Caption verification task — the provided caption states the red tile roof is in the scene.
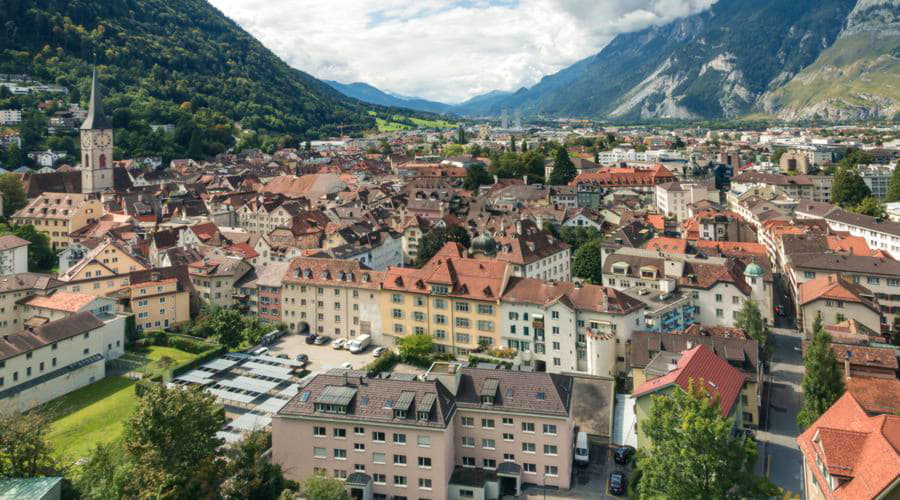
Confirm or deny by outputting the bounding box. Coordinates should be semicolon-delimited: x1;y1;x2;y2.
633;344;746;416
845;377;900;415
798;392;900;499
22;290;98;312
798;274;878;312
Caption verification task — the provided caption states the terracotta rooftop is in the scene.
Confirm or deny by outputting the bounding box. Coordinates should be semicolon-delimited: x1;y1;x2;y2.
21;290;98;312
798;274;878;312
845;377;900;415
501;277;645;315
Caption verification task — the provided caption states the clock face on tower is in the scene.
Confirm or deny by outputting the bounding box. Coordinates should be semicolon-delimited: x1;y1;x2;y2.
81;134;93;149
93;131;112;149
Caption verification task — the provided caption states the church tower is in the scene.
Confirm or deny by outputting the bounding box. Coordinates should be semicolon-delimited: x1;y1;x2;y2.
80;69;114;194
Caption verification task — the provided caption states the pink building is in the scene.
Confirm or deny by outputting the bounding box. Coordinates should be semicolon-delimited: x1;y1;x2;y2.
272;363;575;500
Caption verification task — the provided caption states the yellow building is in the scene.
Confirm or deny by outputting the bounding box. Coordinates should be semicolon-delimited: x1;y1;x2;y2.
380;242;510;356
58;238;149;283
11;193;104;250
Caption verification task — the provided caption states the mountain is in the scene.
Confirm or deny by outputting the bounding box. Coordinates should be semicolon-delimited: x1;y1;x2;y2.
461;0;898;121
324;80;452;114
451;89;517;116
761;0;900;120
0;0;375;146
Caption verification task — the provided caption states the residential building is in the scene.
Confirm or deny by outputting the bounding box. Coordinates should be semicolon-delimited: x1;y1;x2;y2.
281;257;383;340
730;172;832;202
632;345;745;449
0;109;22;125
0;273;64;337
11;193;104;250
188;256;253;308
57;238;148;282
797;392;900;499
858;163;895;199
798;274;882;335
381;243;510;356
0;311;127;412
500;278;645;376
255;261;290;325
472;219;572;282
18;290;117;323
0;235;28;275
631;331;762;429
796;203;900;259
655;181;718;221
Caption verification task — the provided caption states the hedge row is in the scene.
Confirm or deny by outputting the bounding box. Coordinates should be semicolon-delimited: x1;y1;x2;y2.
137;330;219;354
365;351;400;373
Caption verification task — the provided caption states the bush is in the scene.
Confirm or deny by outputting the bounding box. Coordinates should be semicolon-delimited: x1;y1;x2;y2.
468;355;512;369
135;374;163;397
365;351;400;373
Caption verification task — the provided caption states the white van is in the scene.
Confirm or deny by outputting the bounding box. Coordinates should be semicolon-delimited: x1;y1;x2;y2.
251;346;269;356
574;431;589;466
348;334;371;354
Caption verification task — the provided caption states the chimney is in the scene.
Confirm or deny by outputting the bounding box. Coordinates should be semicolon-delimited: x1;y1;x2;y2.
342;371;349;386
687;340;694;350
844;351;852;379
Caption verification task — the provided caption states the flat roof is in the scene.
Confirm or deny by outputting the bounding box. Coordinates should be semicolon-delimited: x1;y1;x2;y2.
206;387;257;404
242;361;293;380
255;397;290;414
202;358;239;372
218;376;279;395
229;412;271;431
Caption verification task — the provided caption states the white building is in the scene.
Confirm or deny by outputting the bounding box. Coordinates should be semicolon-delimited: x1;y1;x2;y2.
0;311;127;412
0;109;22;125
859;163;895;199
0;235;28;275
500;278;645;376
655;181;718;221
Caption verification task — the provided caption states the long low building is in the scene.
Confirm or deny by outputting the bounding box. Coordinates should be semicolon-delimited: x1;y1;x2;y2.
0;311;127;412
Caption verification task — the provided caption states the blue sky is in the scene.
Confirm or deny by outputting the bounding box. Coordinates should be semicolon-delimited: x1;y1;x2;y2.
209;0;717;103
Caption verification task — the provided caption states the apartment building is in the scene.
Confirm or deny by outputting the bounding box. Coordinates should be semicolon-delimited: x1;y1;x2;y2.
237;199;306;234
57;238;149;282
730;172;832;203
272;363;575;500
797;274;882;335
0;273;64;337
281;257;384;340
0;235;28;275
858;163;895;199
500;278;645;376
19;290;117;324
602;248;774;327
381;243;510;356
796;204;900;259
188;256;253;308
11;193;104;250
486;220;572;282
631;332;762;429
255;261;290;325
0;311;127;412
655;180;718;221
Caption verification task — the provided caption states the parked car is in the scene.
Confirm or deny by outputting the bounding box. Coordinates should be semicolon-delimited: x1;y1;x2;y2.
305;334;318;345
295;353;309;363
276;353;290;360
613;446;635;465
372;346;388;358
608;472;626;496
340;362;353;369
251;347;268;356
332;338;347;350
314;335;331;345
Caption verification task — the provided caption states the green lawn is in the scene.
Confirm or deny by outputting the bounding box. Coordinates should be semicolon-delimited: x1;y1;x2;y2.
134;345;199;378
45;376;140;462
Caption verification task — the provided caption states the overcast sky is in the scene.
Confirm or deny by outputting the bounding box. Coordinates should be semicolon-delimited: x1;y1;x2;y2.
208;0;716;104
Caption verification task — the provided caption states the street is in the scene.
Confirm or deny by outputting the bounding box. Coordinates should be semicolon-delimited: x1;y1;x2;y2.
756;275;805;499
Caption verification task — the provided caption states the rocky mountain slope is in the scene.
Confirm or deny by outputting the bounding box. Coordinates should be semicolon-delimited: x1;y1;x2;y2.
325;81;453;114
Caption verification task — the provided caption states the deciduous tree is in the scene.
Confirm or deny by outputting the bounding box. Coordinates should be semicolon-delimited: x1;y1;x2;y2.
398;334;434;367
0;406;59;479
416;226;471;266
300;474;350;500
572;239;603;284
221;431;295;500
851;196;886;218
886;162;900;202
735;299;767;347
832;165;871;207
210;307;245;349
797;316;845;429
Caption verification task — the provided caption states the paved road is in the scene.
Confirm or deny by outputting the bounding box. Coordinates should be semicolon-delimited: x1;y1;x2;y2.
757;276;805;499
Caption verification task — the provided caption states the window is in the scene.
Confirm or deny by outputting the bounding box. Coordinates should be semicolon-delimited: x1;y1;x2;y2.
545;465;559;476
482;418;495;429
455;302;470;312
477;320;494;332
715;294;723;302
393;454;407;466
334;449;347;460
804;271;816;279
456;332;470;343
418;478;433;490
313;426;326;437
462;456;475;467
522;442;536;453
354;443;365;452
373;452;386;464
477;304;493;314
503;433;514;441
716;309;724;318
543;424;557;435
417;435;431;447
459;489;475;498
461;416;474;427
373;473;386;484
503;453;515;461
544;444;558;455
522;422;535;433
393;476;407;487
418;457;432;468
482;439;495;449
313;447;326;458
354;426;365;435
462;437;475;447
523;463;536;473
393;433;407;445
502;417;513;426
333;428;346;438
392;294;403;304
372;431;386;442
483;458;497;469
455;318;470;328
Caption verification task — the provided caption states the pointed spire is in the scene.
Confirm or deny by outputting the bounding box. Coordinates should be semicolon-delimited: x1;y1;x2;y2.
81;67;111;130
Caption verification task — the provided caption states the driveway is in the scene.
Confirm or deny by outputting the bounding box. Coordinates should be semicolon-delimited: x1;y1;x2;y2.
522;445;629;500
266;334;378;372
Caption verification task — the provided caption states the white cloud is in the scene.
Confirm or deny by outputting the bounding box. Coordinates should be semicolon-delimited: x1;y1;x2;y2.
208;0;716;103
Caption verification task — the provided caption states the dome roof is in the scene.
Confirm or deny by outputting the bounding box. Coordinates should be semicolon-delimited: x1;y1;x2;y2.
744;261;764;278
470;231;497;256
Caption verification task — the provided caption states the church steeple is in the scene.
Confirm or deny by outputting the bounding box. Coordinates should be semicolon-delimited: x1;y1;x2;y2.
81;68;111;130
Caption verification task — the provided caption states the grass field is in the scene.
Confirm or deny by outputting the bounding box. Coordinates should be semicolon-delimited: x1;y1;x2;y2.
46;376;139;462
131;345;199;378
370;110;455;132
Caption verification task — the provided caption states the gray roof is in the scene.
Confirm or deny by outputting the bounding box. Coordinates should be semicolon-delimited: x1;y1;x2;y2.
80;69;111;130
791;252;900;276
0;312;105;361
827;208;900;237
455;367;572;417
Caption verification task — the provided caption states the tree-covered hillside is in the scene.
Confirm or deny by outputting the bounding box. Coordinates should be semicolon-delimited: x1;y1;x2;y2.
0;0;376;158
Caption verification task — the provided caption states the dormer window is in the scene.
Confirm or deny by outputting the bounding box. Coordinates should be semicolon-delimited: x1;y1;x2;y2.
613;263;630;276
480;378;499;406
394;409;407;419
431;285;449;294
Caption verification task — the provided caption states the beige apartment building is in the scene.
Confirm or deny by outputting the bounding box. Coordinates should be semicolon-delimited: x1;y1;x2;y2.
58;238;149;282
0;311;127;412
272;363;575;500
281;257;384;339
11;193;104;250
380;243;510;356
0;273;64;337
188;256;253;308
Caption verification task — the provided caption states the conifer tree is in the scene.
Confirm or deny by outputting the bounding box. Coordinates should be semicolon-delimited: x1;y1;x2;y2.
797;316;845;429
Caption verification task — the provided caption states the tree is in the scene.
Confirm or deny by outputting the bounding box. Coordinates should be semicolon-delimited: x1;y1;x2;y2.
560;226;601;250
187;128;204;159
300;474;350;500
637;380;776;499
572;239;603;284
416;226;471;266
771;148;786;164
221;431;294;500
463;164;493;191
456;125;466;145
398;334;434;366
122;384;225;497
521;139;528;152
74;442;136;500
672;136;686;149
0;406;59;479
851;196;885;218
0;173;26;215
509;136;517;153
210;308;245;348
735;299;767;347
832;165;871;207
0;224;54;272
797;316;845;429
887;162;900;202
548;147;576;185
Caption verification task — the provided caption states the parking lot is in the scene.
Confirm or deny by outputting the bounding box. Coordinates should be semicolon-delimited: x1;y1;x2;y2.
522;445;632;499
266;333;379;372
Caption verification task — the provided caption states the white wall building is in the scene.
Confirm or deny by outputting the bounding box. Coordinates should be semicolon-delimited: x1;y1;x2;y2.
0;235;28;275
655;181;718;221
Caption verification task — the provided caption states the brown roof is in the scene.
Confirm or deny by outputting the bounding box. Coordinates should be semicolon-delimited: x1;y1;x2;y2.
631;331;760;381
845;377;900;415
21;290;99;312
455;367;573;417
799;274;878;312
501;277;645;315
0;311;105;361
382;243;508;302
0;273;63;294
0;234;28;251
283;257;383;289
